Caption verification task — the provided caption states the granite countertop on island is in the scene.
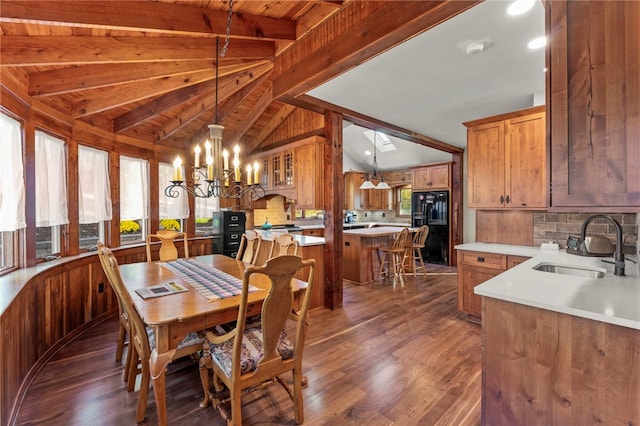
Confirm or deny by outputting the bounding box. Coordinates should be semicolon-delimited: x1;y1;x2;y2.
456;242;640;330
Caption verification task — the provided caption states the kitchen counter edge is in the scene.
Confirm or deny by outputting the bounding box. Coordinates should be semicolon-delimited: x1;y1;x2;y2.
456;242;640;330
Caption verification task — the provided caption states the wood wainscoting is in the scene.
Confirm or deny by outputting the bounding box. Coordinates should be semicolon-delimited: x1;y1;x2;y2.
0;237;214;426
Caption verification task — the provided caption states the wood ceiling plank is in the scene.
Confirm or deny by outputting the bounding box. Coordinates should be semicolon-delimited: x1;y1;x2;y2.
29;60;215;96
223;81;274;146
273;0;480;99
72;69;214;117
113;61;270;133
1;36;275;66
0;1;297;40
155;65;273;142
246;104;297;153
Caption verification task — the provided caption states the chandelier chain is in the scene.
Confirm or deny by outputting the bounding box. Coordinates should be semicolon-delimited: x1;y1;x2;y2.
220;0;234;57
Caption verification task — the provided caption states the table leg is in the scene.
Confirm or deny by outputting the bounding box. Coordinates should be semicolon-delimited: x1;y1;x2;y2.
150;349;176;426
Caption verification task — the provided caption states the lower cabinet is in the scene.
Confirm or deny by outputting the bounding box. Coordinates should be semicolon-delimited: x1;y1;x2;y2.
457;250;530;321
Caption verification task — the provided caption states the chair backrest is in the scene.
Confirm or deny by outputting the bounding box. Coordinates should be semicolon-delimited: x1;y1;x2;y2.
269;233;299;258
413;225;430;246
392;228;411;250
233;255;315;380
146;229;189;262
97;243;151;360
236;230;262;264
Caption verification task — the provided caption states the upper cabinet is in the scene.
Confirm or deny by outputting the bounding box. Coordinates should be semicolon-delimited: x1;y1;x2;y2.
251;137;324;209
464;106;547;209
387;169;412;186
412;163;451;191
548;0;640;210
344;172;391;211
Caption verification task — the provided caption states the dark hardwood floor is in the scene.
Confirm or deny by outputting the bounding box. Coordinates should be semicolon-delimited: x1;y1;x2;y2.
15;265;482;425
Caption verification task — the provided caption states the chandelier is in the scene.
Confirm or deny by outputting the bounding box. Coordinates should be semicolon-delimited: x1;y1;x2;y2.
165;0;264;200
359;130;391;190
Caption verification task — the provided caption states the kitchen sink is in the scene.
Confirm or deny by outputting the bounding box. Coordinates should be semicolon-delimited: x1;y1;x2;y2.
532;262;605;279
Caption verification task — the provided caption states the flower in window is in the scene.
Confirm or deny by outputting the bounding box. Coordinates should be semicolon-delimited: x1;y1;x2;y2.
120;220;140;233
160;219;181;231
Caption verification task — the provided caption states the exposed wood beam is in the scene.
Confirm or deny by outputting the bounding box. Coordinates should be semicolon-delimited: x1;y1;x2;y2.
273;0;480;99
155;66;273;142
72;69;214;117
113;61;270;132
245;103;297;154
290;94;464;154
1;36;275;66
223;82;274;147
29;61;216;96
0;1;297;40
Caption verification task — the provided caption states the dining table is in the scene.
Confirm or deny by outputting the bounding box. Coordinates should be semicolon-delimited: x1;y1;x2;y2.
118;254;308;426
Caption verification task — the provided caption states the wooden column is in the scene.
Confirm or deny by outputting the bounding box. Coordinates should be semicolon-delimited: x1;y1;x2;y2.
109;151;121;247
450;152;463;266
323;111;343;309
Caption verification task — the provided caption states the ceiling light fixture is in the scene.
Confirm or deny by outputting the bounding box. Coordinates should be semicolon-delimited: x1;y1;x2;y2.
527;36;547;50
465;41;487;55
359;131;390;190
507;0;535;16
165;1;264;200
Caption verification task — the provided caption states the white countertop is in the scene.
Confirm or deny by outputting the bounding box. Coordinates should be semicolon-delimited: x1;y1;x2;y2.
253;229;325;247
456;243;640;330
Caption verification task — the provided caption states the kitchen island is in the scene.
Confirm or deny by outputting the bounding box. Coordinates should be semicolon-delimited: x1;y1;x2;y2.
343;226;408;284
463;243;640;424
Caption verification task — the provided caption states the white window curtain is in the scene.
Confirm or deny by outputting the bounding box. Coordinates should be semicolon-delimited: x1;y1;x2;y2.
35;130;69;227
159;162;189;219
195;196;219;221
0;112;26;231
78;145;112;224
120;156;149;221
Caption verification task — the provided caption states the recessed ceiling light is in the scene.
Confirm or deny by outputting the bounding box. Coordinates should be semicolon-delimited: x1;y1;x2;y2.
507;0;535;16
364;150;372;156
527;36;547;50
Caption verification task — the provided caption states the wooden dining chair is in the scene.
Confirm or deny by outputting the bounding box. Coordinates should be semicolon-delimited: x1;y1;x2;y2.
377;228;411;284
236;230;262;265
145;229;189;262
405;225;429;277
268;233;299;258
97;243;203;423
198;255;316;425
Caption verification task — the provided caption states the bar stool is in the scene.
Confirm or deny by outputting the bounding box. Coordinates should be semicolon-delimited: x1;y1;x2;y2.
377;228;411;284
405;225;429;277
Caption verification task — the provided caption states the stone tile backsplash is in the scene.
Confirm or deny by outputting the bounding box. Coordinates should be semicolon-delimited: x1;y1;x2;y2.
533;212;638;249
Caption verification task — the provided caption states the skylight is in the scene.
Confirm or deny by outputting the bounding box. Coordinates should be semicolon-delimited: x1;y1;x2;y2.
363;130;396;152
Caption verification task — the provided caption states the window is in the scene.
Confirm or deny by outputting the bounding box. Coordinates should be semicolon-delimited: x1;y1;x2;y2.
158;162;189;232
78;146;112;249
120;156;149;244
195;195;219;236
35;130;69;259
397;186;412;217
0;111;25;272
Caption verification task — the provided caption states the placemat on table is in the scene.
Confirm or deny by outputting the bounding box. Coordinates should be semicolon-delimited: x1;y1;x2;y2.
161;259;258;301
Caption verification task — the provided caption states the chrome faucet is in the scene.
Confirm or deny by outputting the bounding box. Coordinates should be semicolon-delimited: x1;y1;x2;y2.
580;214;625;276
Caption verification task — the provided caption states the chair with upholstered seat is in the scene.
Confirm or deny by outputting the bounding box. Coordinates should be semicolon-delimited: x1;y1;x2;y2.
146;229;189;262
97;243;203;423
377;228;411;284
198;255;316;425
236;230;262;264
404;225;429;277
268;233;300;258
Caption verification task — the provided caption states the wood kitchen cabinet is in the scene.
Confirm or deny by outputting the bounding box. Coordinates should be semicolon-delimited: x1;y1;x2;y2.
548;1;640;210
251;137;324;209
464;106;546;209
456;250;530;322
387;169;411;186
344;171;390;210
412;162;451;191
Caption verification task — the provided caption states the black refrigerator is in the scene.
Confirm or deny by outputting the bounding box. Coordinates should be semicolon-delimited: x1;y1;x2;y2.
411;191;449;265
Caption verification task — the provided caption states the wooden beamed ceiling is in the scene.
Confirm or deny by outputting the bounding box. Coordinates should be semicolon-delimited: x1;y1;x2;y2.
0;1;478;154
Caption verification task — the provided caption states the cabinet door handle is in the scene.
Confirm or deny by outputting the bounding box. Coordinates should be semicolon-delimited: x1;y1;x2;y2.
477;257;485;262
499;195;505;204
505;195;511;204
